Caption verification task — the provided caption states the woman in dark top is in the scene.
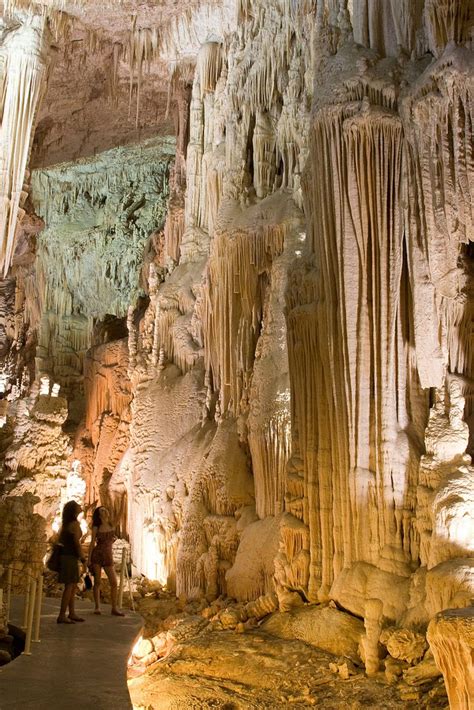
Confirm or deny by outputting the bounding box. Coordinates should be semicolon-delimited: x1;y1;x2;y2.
87;506;124;616
57;500;86;624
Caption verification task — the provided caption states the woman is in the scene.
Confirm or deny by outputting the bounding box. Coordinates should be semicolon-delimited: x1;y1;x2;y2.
87;506;124;616
57;500;86;624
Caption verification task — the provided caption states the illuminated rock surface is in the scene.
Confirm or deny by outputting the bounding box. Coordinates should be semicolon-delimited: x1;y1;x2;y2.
427;607;474;710
0;0;473;708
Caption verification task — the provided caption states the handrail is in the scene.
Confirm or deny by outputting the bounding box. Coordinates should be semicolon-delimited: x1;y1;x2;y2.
0;569;44;655
1;564;46;582
0;541;135;657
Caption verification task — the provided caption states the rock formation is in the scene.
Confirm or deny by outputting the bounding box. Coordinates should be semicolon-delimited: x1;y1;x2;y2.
0;0;473;705
427;607;474;710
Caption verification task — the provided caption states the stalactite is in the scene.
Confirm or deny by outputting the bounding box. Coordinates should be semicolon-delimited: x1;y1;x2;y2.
30;138;173;408
163;81;191;264
197;41;223;98
249;413;290;518
252;109;276;199
149;0;315;603
154;307;201;375
164;200;185;263
351;0;426;57
184;81;205;232
126;21;160;127
127;305;137;376
402;45;473;396
0;12;51;277
289;91;429;602
202;219;286;415
277;12;474;618
425;0;474;58
84;340;131;432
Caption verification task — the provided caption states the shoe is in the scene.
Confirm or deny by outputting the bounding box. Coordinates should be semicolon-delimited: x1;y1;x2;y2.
94;610;102;615
57;617;75;624
111;609;125;616
68;616;85;622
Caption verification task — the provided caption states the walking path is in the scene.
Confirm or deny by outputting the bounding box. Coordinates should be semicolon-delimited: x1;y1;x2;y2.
0;596;143;710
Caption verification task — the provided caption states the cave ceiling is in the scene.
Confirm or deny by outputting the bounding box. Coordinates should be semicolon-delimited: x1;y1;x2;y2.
0;0;227;166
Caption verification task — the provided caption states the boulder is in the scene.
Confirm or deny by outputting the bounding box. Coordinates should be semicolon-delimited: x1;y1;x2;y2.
263;605;364;662
330;562;410;623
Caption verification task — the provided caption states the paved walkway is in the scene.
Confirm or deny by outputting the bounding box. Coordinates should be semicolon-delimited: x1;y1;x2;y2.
0;596;143;710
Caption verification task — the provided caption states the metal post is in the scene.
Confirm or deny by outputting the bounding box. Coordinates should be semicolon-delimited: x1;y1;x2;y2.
33;573;43;642
5;567;12;625
23;575;36;655
22;575;31;629
118;548;126;609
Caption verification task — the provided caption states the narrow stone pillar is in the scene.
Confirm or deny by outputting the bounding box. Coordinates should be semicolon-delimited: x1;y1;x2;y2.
361;597;384;676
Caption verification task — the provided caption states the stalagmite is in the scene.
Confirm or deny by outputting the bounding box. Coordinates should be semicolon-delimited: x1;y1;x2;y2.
360;598;384;676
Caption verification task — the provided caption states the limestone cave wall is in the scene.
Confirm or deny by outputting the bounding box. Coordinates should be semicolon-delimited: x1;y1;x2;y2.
0;0;473;640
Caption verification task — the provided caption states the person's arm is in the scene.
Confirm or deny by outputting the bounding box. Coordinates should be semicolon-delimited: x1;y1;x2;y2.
72;521;85;563
87;527;97;567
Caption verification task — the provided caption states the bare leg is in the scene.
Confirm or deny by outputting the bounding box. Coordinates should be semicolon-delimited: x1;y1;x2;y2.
68;585;84;621
92;564;102;613
68;584;76;616
58;584;75;622
104;566;124;615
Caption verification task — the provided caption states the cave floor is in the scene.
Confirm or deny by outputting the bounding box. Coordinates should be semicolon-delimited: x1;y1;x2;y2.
128;627;448;710
0;596;143;709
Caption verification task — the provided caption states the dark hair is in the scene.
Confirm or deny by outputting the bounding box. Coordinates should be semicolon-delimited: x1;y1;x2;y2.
59;500;81;540
62;500;80;526
92;506;106;528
